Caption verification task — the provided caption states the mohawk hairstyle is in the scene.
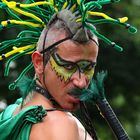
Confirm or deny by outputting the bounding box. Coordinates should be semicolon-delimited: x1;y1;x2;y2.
0;0;137;90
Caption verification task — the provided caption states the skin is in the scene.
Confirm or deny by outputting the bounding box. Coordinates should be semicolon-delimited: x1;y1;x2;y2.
28;30;98;140
32;40;98;111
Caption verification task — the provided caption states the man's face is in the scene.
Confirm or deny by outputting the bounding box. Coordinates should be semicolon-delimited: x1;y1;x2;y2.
43;39;98;111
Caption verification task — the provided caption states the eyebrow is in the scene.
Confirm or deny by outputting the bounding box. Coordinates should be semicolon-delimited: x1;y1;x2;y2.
53;53;96;66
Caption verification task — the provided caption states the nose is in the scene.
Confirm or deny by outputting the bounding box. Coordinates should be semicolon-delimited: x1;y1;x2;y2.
71;72;88;89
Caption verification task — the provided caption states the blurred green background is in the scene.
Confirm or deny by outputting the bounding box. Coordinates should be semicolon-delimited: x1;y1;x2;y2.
0;0;140;140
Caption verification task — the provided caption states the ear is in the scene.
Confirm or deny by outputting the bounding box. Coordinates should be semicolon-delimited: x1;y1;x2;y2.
32;51;43;74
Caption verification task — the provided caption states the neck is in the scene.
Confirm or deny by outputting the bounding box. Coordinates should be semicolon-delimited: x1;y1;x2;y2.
22;90;54;108
21;81;61;109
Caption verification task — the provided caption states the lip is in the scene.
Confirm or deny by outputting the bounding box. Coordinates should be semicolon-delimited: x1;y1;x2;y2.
68;92;80;98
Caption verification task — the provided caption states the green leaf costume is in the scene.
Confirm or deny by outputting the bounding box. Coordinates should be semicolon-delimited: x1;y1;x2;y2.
0;98;47;140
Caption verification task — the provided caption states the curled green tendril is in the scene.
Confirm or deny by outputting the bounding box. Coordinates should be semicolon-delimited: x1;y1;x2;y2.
83;2;102;22
79;0;85;14
112;43;123;52
85;2;102;10
0;40;13;47
8;62;34;90
111;0;120;3
4;47;35;76
0;37;38;52
85;23;123;52
9;82;17;90
31;5;52;15
21;7;50;23
98;0;112;5
5;8;22;20
17;30;40;38
87;18;119;25
128;26;137;34
25;0;35;4
0;2;6;8
87;18;137;35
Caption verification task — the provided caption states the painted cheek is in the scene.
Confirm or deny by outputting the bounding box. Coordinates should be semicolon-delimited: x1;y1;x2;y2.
84;69;95;80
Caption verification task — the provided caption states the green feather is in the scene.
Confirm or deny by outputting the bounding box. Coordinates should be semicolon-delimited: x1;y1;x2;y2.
79;71;107;102
16;76;36;100
96;70;107;98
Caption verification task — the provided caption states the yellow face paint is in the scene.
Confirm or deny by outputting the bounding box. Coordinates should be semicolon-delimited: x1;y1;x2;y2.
84;69;95;80
49;56;76;82
49;53;96;82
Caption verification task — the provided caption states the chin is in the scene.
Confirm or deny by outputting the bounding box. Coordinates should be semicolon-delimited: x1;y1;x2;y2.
64;103;80;112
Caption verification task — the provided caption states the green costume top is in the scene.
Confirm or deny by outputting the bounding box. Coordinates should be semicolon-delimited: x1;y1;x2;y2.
0;98;47;140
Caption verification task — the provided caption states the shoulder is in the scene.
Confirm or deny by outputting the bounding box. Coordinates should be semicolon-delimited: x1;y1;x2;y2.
29;110;80;140
71;115;93;140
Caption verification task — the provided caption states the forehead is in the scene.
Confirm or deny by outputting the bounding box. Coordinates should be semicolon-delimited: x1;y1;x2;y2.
57;40;98;62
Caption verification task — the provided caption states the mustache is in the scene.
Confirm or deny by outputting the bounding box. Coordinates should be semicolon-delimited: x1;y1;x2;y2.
68;87;84;97
68;87;93;101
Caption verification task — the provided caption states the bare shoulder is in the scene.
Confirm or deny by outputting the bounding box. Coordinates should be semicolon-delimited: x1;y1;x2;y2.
71;115;93;140
29;110;80;140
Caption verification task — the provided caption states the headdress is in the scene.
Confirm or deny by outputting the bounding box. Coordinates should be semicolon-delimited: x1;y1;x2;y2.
0;0;137;90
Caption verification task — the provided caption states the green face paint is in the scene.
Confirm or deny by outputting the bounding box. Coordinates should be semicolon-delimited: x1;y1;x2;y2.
49;53;96;82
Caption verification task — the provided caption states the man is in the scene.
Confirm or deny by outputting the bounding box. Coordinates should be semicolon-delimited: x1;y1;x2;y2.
13;13;98;139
